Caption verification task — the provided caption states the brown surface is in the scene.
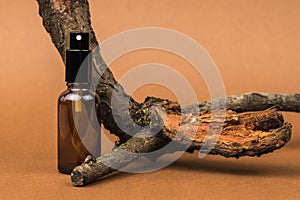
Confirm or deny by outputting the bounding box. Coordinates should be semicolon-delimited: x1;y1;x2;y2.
0;0;300;199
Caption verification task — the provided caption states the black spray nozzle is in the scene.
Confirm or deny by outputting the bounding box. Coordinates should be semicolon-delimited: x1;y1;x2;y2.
70;32;89;50
65;32;91;83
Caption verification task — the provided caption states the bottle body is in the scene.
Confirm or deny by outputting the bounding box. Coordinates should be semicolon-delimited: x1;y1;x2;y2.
58;83;100;174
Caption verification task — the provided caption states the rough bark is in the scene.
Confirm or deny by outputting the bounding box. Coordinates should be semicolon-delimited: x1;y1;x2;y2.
37;0;143;143
71;107;292;186
71;131;171;186
185;93;300;113
36;0;299;187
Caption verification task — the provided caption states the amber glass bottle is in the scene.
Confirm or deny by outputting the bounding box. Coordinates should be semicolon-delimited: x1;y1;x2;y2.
58;32;100;174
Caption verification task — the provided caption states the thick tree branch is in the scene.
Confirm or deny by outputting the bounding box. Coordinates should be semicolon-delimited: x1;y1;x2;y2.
37;0;142;143
71;107;292;186
36;0;299;186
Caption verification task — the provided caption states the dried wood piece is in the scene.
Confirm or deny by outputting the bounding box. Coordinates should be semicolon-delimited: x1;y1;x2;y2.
164;107;291;157
185;92;300;113
36;0;298;187
71;108;291;186
36;1;300;146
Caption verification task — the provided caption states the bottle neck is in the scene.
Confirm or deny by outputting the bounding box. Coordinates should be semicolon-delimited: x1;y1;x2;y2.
66;82;90;89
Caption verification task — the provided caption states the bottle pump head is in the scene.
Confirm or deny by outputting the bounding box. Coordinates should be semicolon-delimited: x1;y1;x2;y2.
66;32;91;83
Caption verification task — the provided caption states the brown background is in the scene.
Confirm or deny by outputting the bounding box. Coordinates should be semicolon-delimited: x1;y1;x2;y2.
0;0;300;199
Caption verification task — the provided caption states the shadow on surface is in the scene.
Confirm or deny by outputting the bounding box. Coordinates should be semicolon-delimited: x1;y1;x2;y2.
82;171;132;187
285;139;300;149
170;156;300;177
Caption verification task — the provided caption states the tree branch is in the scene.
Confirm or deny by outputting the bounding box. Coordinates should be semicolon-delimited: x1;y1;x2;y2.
186;92;300;113
36;0;299;186
37;0;142;143
71;107;292;186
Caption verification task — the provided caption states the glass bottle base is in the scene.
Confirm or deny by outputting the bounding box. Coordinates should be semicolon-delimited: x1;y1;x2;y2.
58;164;78;175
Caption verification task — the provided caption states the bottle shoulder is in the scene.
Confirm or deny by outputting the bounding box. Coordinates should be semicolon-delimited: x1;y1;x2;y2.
58;88;99;103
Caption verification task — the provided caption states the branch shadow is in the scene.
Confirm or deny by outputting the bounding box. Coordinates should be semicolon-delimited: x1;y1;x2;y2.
170;156;300;178
81;171;132;187
70;148;300;187
285;139;300;149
